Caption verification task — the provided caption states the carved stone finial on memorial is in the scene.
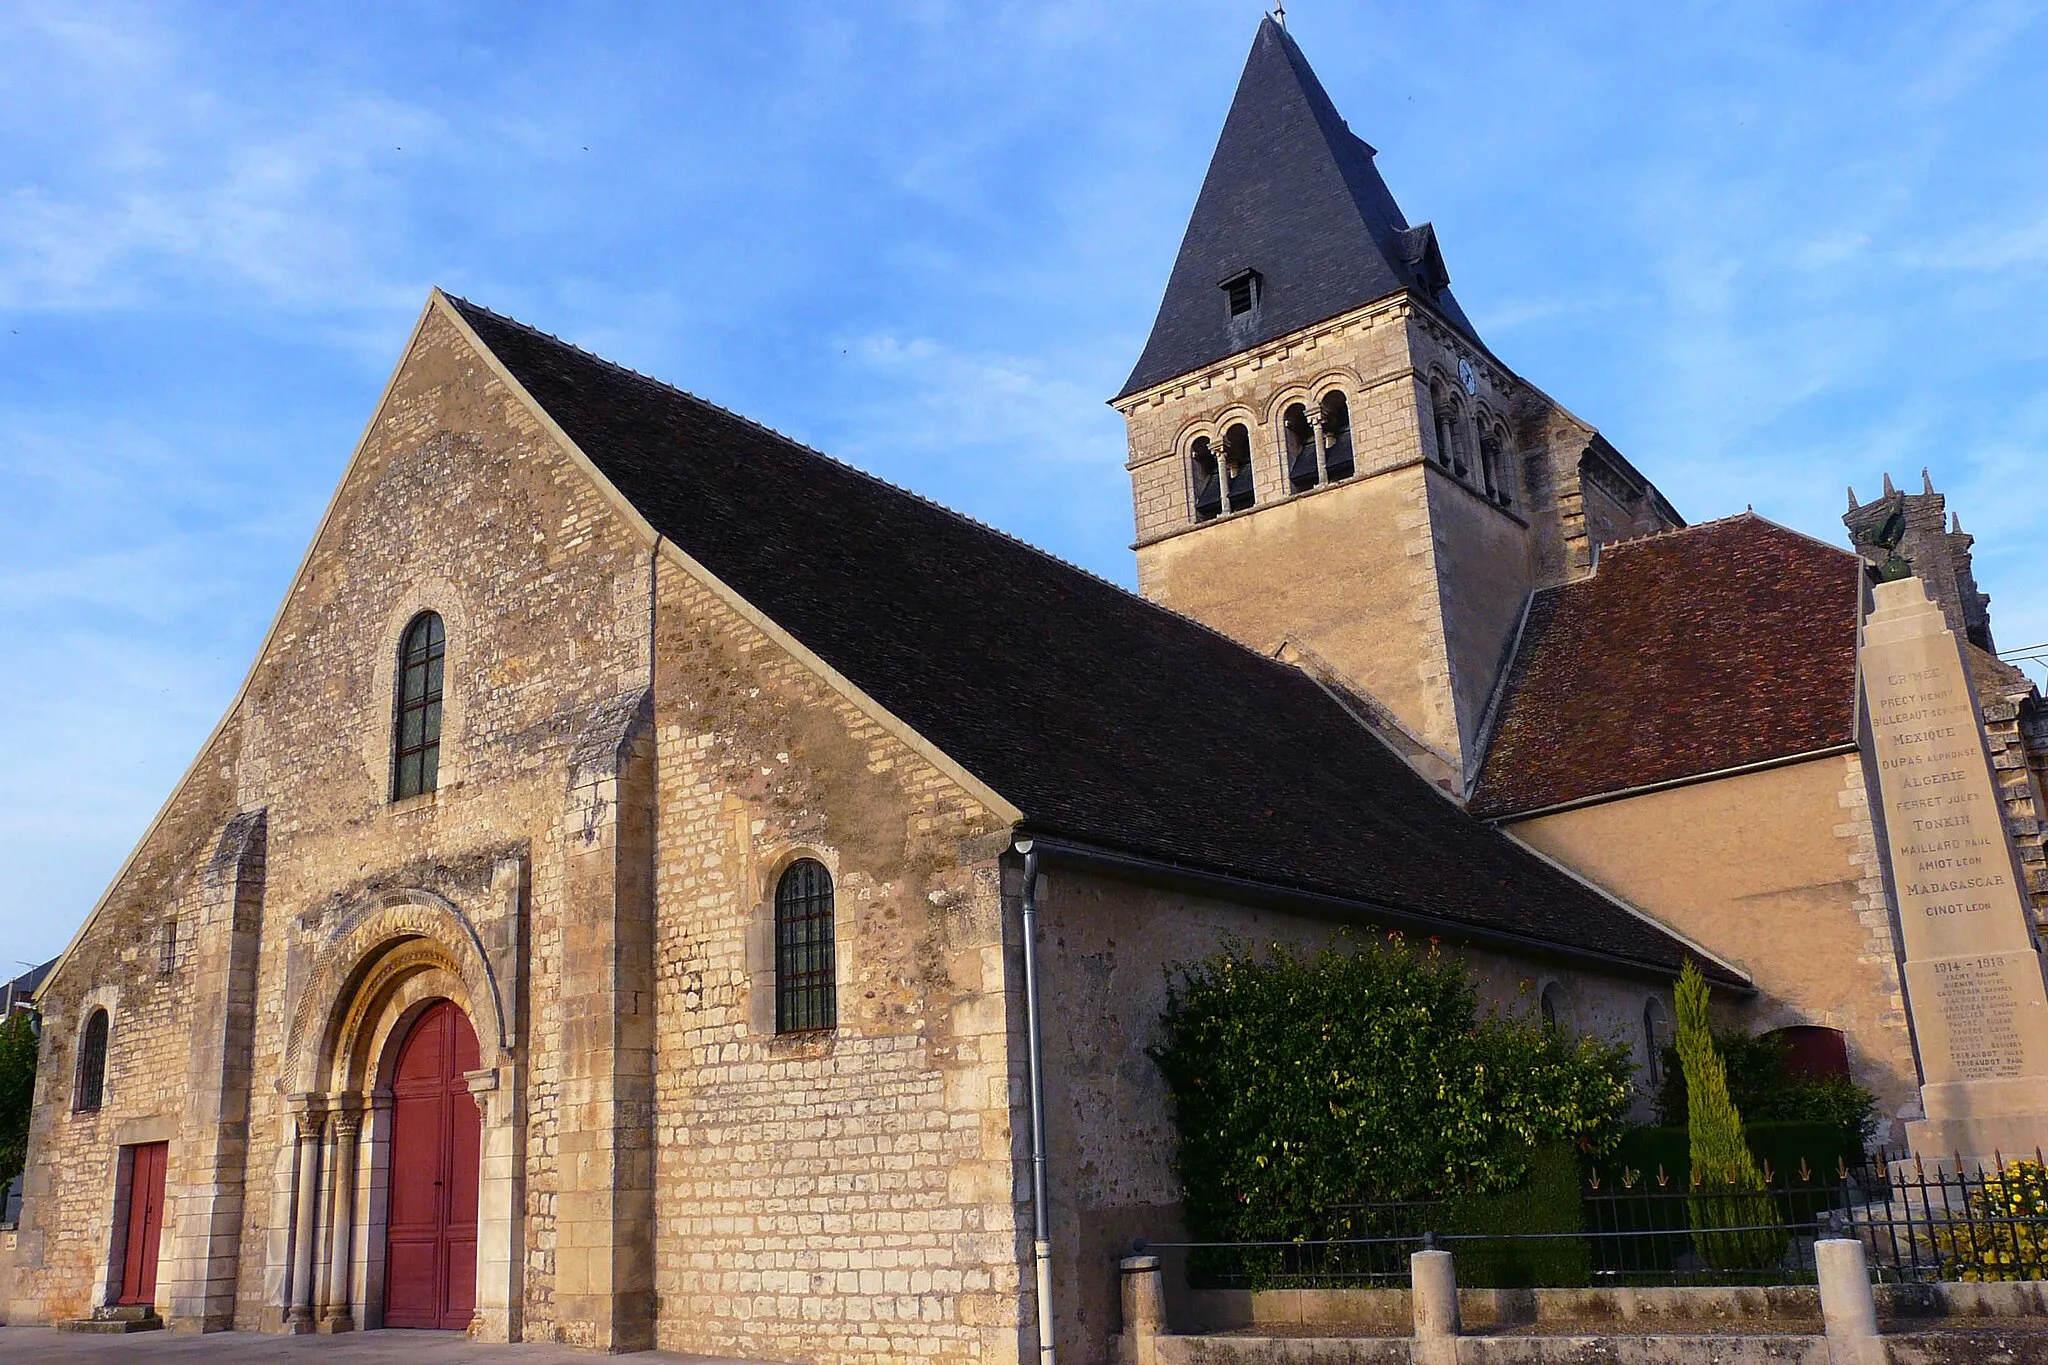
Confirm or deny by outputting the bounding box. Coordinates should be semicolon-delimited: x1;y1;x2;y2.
1860;574;2048;1170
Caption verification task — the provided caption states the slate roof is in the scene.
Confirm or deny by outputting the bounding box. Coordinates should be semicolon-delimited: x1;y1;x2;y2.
1472;515;1864;820
452;296;1732;983
1116;18;1483;400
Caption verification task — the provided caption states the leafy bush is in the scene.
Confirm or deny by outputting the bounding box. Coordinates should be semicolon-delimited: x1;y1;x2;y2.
0;1009;37;1192
1675;962;1785;1270
1616;1122;1860;1190
1150;934;1634;1256
1656;1030;1877;1150
1937;1158;2048;1282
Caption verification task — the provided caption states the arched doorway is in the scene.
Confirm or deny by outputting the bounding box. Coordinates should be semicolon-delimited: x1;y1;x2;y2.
383;999;480;1330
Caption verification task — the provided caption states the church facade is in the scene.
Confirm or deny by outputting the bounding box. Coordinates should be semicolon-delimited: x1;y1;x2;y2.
5;16;2046;1365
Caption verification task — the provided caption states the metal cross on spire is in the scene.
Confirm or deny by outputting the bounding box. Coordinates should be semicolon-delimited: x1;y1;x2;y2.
1273;3;1286;30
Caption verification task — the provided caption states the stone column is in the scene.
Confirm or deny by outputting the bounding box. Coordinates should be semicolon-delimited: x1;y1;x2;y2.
465;1065;525;1343
285;1096;327;1334
1860;575;2048;1165
319;1102;362;1332
1816;1238;1884;1365
1305;405;1326;482
1410;1247;1459;1365
1117;1255;1164;1365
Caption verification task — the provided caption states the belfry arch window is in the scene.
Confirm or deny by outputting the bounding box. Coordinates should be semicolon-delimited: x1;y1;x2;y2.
75;1007;108;1112
1478;421;1508;504
1431;385;1465;477
775;859;837;1033
1222;423;1255;512
1283;404;1319;493
1319;390;1356;482
1189;437;1222;523
392;611;446;801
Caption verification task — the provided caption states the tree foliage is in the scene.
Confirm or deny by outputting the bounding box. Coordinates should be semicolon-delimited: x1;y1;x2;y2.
1675;961;1784;1268
1149;935;1635;1245
0;1009;38;1192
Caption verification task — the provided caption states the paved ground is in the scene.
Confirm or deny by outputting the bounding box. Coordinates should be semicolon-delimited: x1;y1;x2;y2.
0;1327;776;1364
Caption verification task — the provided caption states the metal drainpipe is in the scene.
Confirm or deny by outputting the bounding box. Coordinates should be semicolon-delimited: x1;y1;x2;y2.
1016;838;1057;1365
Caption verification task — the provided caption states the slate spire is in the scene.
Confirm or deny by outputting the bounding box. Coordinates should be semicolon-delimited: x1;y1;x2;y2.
1116;17;1482;399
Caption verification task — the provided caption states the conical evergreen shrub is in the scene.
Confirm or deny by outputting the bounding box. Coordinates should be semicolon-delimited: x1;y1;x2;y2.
1675;961;1785;1270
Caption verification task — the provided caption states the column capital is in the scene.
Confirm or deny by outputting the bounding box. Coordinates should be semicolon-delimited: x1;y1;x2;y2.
286;1092;330;1122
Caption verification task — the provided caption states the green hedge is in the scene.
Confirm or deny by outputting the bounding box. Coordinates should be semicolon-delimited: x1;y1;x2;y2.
1442;1141;1590;1287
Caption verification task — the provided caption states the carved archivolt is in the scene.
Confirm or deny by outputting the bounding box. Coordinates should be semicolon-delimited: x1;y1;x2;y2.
283;888;508;1093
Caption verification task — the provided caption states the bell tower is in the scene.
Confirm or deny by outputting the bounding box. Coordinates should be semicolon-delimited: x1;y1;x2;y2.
1113;17;1680;784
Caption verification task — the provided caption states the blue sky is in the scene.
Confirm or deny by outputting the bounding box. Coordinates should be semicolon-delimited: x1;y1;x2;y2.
3;0;2045;971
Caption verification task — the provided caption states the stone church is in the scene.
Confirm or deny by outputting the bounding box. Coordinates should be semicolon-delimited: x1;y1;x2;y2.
6;15;2047;1365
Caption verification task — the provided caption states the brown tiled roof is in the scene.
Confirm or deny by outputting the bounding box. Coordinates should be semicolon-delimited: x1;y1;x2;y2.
451;297;1736;984
1472;514;1863;819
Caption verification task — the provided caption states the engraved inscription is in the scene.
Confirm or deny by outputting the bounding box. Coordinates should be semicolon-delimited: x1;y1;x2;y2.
1931;957;2024;1080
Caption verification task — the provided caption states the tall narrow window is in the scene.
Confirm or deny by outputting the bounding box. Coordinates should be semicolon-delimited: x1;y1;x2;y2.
157;920;178;978
1539;982;1570;1033
1189;437;1222;523
775;859;837;1033
1320;390;1355;482
1222;423;1255;512
392;612;445;800
1478;425;1502;501
76;1008;108;1112
1283;404;1319;493
1642;997;1671;1086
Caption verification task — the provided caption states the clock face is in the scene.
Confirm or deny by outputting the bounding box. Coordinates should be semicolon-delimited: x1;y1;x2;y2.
1458;358;1477;396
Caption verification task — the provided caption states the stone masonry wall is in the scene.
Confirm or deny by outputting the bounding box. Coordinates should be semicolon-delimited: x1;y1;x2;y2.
645;558;1023;1365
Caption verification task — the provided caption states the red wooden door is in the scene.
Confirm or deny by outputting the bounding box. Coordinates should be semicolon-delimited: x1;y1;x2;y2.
383;1001;481;1330
117;1141;168;1306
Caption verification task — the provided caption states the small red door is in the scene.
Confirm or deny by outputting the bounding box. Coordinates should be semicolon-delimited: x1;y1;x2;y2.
383;1000;481;1330
117;1142;168;1307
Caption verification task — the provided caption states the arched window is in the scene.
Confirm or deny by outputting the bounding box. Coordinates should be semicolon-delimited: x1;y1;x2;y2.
392;612;446;800
1431;386;1465;477
1478;421;1513;507
76;1008;108;1112
1539;982;1570;1033
775;859;837;1033
1319;390;1355;482
1222;423;1255;512
1642;997;1671;1086
1189;437;1222;523
1283;404;1319;493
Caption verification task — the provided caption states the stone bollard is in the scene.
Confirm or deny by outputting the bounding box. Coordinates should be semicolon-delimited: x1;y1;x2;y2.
1119;1255;1165;1365
1410;1247;1460;1365
1816;1237;1886;1365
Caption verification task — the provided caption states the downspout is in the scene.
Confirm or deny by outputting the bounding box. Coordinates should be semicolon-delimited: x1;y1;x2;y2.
1015;837;1057;1365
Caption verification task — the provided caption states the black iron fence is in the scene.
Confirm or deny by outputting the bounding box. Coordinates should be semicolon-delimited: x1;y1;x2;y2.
1136;1149;2048;1291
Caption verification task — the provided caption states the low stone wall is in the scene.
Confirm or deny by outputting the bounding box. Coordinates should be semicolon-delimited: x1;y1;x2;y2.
1180;1282;2048;1336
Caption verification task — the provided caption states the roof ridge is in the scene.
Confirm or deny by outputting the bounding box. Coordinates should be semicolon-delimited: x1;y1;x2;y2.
1598;507;1857;564
444;294;1315;685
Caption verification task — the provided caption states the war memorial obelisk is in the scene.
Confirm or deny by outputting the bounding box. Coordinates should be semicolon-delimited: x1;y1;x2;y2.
1860;574;2048;1166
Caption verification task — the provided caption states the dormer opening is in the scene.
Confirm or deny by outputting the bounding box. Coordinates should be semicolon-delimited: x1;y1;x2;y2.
1221;269;1262;320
